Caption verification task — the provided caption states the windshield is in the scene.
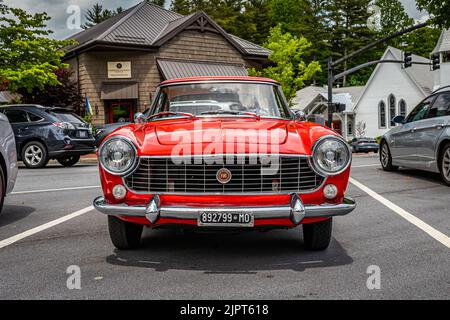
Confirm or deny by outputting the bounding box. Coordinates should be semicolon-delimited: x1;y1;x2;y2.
150;82;292;119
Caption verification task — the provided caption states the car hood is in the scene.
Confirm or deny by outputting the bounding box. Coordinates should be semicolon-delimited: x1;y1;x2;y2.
108;117;336;156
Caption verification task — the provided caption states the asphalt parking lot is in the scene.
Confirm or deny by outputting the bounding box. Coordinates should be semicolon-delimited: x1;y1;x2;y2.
0;154;449;299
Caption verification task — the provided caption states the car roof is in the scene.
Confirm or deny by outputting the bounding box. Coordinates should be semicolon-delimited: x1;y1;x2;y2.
160;76;280;86
0;104;46;109
432;86;450;94
0;104;74;113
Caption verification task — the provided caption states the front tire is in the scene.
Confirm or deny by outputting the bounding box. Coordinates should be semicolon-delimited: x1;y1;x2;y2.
303;218;332;251
0;164;5;214
380;142;398;171
439;142;450;186
21;141;49;168
108;216;143;250
57;155;80;167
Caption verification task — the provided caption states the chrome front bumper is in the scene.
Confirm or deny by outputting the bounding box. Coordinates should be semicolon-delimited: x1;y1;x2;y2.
93;195;356;226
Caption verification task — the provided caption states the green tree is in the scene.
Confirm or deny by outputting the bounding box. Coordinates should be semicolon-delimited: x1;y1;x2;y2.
82;3;123;29
271;0;330;84
146;0;166;6
170;0;192;14
373;0;439;58
0;1;73;93
18;69;83;111
238;0;273;45
404;26;441;58
375;0;413;47
249;25;321;102
169;0;273;44
416;0;450;28
325;0;377;86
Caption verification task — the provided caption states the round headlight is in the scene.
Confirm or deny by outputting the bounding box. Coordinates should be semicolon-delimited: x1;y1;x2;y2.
312;136;351;175
99;137;137;175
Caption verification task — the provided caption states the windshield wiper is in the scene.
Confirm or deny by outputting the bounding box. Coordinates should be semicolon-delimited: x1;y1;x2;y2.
148;111;196;121
200;110;260;119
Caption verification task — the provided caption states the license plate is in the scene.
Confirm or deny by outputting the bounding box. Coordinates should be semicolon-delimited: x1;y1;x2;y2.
78;131;88;138
198;211;254;227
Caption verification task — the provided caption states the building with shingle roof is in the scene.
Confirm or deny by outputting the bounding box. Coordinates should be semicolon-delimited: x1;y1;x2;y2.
64;1;270;125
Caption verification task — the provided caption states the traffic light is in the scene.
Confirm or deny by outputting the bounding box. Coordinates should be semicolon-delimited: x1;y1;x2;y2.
431;53;440;71
403;52;413;68
331;103;346;113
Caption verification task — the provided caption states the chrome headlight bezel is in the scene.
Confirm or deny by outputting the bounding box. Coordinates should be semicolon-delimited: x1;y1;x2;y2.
98;136;138;176
311;135;352;176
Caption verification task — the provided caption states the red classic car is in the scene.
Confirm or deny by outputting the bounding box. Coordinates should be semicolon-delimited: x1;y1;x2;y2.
93;77;356;251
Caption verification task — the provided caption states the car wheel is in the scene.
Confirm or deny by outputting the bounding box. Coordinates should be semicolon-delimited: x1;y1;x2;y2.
108;216;143;250
57;155;80;167
303;218;332;251
21;141;49;169
0;164;5;214
380;142;398;171
439;142;450;186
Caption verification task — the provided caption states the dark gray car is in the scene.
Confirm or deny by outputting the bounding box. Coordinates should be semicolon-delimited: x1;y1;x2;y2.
350;137;379;153
380;87;450;185
0;113;18;213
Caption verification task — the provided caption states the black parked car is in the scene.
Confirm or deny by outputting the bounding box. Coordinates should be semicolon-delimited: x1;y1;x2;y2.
0;105;96;168
350;137;379;153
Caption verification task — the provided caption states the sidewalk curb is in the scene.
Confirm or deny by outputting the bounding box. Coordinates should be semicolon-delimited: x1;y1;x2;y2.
80;158;98;164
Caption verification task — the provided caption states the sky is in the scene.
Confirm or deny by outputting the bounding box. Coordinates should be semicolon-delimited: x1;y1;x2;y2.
2;0;430;40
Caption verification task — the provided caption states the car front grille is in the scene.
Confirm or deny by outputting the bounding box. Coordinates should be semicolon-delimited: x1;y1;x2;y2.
124;155;325;194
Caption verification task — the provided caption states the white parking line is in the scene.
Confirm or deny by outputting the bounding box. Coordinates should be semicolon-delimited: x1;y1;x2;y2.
0;206;94;249
351;164;380;168
349;177;450;249
11;186;101;195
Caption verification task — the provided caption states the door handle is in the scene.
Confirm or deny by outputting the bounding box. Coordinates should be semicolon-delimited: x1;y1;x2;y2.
410;128;417;133
435;124;444;130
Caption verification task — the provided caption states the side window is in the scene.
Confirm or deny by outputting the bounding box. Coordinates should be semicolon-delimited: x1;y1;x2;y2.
379;101;386;128
406;97;434;123
388;94;396;127
5;110;29;123
427;93;450;118
27;112;44;122
398;100;407;117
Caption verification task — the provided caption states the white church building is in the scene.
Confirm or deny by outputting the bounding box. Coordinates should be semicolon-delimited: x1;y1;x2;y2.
294;29;450;140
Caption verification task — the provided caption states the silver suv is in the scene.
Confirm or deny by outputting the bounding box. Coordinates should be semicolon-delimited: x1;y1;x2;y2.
0;113;18;213
380;87;450;185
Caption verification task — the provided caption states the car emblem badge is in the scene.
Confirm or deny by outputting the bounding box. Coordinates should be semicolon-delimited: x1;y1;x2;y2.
217;168;232;184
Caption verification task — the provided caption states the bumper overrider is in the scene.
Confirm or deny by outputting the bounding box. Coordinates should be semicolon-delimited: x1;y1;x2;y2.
93;194;356;226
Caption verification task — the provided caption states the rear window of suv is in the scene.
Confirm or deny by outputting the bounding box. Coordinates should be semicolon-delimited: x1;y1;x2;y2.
50;111;84;124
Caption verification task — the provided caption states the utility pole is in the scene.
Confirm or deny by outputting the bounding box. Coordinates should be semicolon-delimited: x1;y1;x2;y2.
327;57;334;128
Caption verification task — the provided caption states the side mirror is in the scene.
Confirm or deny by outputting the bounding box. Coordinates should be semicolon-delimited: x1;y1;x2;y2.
134;112;146;123
293;110;307;122
393;115;405;125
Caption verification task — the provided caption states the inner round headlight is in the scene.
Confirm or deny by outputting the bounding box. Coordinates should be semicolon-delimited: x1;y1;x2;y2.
99;137;137;175
312;136;351;175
